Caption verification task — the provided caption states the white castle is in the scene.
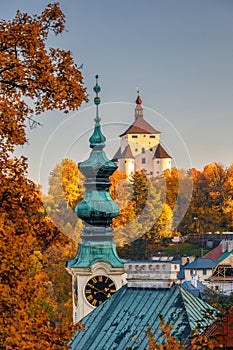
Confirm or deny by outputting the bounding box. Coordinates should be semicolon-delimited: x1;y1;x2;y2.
112;92;172;178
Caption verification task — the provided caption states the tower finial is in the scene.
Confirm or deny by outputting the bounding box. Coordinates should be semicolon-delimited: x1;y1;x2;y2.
135;88;142;105
93;74;101;123
89;75;106;148
135;87;143;120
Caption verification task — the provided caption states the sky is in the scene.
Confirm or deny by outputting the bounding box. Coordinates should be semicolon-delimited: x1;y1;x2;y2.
2;0;233;193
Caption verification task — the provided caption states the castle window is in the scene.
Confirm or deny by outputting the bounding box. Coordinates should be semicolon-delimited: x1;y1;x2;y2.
150;135;155;138
132;135;138;138
142;158;146;164
142;147;145;153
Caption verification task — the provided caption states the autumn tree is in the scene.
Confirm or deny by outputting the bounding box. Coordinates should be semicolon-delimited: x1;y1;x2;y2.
110;170;143;246
111;171;174;256
179;163;233;235
0;3;87;348
44;158;84;241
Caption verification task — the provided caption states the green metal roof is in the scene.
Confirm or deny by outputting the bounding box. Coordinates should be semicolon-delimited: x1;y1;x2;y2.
70;284;216;350
67;241;125;268
217;250;233;263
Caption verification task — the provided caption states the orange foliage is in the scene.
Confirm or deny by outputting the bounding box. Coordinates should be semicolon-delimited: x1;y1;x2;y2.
147;318;183;350
0;3;86;348
0;2;87;155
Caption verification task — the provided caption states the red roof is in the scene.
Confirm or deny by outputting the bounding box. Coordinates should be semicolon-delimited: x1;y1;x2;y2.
118;144;134;159
153;144;172;159
203;244;223;262
112;147;122;161
185;306;233;349
120;117;160;136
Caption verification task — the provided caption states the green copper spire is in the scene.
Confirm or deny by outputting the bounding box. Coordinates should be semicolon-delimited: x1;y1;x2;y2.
67;75;124;268
74;76;120;236
89;75;106;149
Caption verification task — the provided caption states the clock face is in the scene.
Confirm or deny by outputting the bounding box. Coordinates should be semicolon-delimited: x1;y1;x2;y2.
84;275;116;307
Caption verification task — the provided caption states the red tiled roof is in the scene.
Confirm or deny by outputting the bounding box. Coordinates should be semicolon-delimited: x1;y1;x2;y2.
112;147;121;161
185;306;233;349
203;244;223;262
118;144;134;159
120;117;160;136
153;144;172;159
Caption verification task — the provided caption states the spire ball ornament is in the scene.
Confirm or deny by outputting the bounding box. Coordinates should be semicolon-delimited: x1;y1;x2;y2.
93;74;101;102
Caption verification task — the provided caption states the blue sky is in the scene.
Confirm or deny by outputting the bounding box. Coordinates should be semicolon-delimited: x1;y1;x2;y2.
2;1;233;192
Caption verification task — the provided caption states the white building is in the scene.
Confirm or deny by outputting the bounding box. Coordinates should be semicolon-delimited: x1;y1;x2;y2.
112;92;172;178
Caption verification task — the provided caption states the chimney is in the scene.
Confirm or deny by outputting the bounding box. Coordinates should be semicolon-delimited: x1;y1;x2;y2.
228;240;233;252
221;239;227;252
190;274;198;288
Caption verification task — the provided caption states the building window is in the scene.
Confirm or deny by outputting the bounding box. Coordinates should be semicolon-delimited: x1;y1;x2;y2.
142;158;146;164
157;171;159;174
150;148;153;151
157;160;160;164
203;269;207;275
144;135;146;137
132;135;138;138
150;135;155;138
191;270;193;275
150;171;153;175
142;147;145;154
169;160;171;164
135;148;138;152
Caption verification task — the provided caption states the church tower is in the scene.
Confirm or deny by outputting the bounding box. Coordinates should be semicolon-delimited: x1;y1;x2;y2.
67;76;125;323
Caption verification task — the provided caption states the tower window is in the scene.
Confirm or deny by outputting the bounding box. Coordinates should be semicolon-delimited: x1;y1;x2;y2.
142;147;145;154
132;135;138;138
142;158;146;164
150;135;155;138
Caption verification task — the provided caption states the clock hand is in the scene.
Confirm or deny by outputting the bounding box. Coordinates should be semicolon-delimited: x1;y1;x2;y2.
92;286;108;295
